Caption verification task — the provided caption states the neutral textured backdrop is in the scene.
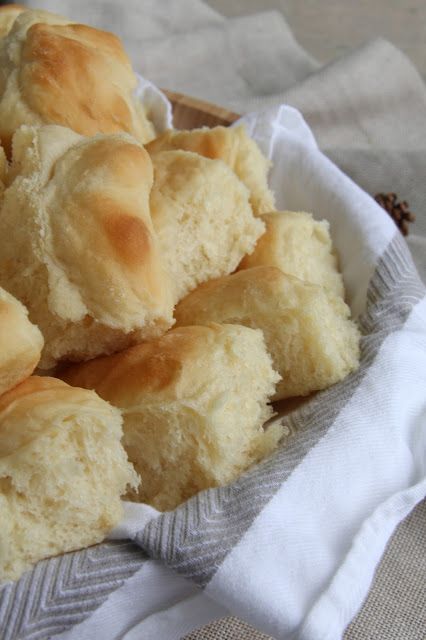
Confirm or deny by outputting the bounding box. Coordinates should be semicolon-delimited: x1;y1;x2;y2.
206;0;426;79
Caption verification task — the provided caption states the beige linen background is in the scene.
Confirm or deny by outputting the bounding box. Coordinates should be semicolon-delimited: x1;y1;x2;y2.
20;1;426;638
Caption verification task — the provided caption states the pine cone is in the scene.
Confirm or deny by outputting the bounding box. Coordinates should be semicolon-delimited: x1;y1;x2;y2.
374;192;415;236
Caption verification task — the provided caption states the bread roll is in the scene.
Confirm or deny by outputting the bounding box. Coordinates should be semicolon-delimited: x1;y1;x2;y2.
0;9;155;155
150;149;264;302
147;125;274;215
63;324;282;511
240;211;345;298
0;287;43;396
0;125;174;369
0;5;25;37
0;376;138;583
175;267;360;400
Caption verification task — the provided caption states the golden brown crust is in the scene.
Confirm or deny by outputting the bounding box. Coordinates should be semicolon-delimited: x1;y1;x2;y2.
239;211;345;298
46;137;168;319
0;10;155;154
0;376;64;409
63;325;215;403
20;23;136;136
175;266;360;400
148;126;236;162
0;287;43;396
0;126;174;368
103;212;151;268
62;324;281;511
0;377;78;455
147;125;275;215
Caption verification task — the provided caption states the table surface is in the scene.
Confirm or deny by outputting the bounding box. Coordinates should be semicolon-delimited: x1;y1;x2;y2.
207;0;426;79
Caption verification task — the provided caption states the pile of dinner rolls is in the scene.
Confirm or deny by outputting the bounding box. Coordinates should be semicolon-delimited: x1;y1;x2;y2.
0;7;360;582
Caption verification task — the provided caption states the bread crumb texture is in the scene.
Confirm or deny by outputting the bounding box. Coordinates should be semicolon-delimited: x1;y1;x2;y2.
147;125;275;215
150;149;265;302
240;210;345;298
0;376;138;583
0;286;43;396
175;267;360;401
63;324;282;511
0;125;174;369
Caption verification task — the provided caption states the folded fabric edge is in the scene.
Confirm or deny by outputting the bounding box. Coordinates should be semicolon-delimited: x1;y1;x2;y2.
299;476;426;640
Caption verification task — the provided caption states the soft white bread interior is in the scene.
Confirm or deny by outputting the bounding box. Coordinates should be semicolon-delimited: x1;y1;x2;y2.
0;287;43;396
239;211;345;298
0;376;138;583
150;149;265;302
147;125;275;215
175;267;360;400
0;9;155;155
0;125;174;369
62;324;282;511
